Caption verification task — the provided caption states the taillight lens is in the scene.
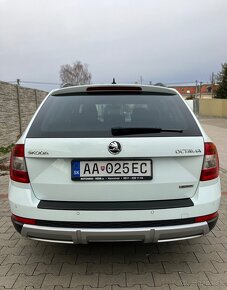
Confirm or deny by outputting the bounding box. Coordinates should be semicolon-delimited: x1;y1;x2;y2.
200;142;219;181
10;144;30;183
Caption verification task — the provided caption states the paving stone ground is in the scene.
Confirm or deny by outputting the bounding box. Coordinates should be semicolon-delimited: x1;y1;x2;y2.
0;117;227;289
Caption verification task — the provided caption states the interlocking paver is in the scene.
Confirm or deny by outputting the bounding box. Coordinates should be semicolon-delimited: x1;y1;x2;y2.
207;236;227;244
34;262;62;275
70;273;98;287
202;244;226;253
141;286;170;290
0;264;11;276
212;261;227;273
149;253;197;263
126;272;154;287
52;253;77;264
157;243;182;254
99;273;126;287
13;273;45;288
76;254;100;264
20;245;46;256
187;261;217;273
113;262;138;274
138;262;165;273
44;244;68;255
101;254;124;264
0;274;18;288
206;272;227;285
199;286;227;290
163;262;191;273
0;239;19;248
179;272;210;286
114;286;140;290
2;254;30;266
0;255;7;265
153;273;182;286
42;274;72;288
27;253;53;265
113;244;136;255
194;252;223;263
26;286;54;290
217;251;227;262
0;245;23;255
135;244;159;254
179;244;205;253
84;286;111;290
87;262;112;274
7;263;37;276
60;263;87;275
125;253;149;263
170;286;199;290
55;286;83;290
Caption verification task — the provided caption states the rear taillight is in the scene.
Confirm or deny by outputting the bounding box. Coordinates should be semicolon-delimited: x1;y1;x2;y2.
200;142;219;181
10;144;30;183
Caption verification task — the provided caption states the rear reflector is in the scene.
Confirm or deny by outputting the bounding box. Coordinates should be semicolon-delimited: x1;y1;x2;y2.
12;214;36;225
10;144;30;183
200;142;219;181
195;212;218;223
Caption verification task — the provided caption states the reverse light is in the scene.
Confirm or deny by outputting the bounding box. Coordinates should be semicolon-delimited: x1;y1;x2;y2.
200;142;219;181
10;144;30;183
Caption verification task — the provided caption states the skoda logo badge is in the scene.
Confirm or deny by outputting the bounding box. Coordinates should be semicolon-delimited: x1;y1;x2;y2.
108;141;121;155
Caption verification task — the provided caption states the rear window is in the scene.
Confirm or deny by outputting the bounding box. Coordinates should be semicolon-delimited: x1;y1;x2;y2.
27;94;201;138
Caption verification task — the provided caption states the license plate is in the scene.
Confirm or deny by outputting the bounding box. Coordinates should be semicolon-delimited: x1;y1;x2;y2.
71;160;152;181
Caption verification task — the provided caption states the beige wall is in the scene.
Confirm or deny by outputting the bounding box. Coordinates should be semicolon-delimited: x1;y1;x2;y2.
199;99;227;118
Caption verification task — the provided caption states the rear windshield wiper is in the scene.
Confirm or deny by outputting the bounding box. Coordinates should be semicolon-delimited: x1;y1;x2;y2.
111;127;183;136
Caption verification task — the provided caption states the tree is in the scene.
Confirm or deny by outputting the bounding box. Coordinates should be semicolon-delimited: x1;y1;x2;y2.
59;61;92;87
215;63;227;99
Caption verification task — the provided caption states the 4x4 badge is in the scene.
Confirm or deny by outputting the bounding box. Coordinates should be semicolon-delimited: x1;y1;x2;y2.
108;141;121;155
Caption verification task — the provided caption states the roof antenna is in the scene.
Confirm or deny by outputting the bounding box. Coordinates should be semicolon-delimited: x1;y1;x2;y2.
112;78;116;84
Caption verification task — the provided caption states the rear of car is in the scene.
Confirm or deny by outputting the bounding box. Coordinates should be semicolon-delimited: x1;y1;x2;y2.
9;84;221;243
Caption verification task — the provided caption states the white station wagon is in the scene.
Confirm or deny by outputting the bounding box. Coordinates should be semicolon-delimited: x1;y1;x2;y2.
9;84;221;244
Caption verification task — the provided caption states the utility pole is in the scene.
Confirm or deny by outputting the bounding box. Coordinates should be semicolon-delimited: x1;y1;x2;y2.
199;82;203;98
195;80;198;98
211;72;214;98
16;79;20;86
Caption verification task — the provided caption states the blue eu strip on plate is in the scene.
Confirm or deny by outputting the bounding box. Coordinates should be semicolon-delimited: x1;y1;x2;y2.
72;161;80;178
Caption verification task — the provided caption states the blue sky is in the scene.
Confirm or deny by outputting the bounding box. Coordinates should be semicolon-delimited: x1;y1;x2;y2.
0;0;227;91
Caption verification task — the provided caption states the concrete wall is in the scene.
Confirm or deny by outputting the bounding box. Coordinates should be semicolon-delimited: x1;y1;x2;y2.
199;99;227;118
0;81;47;147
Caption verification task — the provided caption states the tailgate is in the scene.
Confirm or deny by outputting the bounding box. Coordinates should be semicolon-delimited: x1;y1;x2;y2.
25;137;204;202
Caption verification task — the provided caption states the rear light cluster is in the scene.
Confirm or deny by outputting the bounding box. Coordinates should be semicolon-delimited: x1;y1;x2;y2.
10;144;30;183
200;142;219;181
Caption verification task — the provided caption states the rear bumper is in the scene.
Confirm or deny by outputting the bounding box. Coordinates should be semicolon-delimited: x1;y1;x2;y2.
12;218;217;244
